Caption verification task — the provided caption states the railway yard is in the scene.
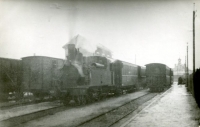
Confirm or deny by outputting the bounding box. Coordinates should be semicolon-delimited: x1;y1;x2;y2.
1;0;200;126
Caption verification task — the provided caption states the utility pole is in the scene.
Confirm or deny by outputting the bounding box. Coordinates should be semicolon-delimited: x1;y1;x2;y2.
187;43;188;87
135;54;136;64
185;55;186;83
193;3;195;75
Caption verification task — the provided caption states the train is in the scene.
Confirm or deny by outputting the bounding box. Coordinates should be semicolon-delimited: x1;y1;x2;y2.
0;46;173;104
59;44;173;105
60;44;146;105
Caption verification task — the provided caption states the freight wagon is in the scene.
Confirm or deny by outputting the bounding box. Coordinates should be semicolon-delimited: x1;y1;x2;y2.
0;57;21;101
21;56;64;99
146;63;172;92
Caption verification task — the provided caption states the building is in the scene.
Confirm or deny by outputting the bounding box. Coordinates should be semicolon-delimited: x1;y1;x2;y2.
173;58;192;81
174;58;185;75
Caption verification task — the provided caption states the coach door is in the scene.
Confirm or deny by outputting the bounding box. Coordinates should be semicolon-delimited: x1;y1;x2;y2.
112;61;123;86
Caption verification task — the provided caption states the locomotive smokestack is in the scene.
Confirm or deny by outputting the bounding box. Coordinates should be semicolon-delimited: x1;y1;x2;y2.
67;44;77;61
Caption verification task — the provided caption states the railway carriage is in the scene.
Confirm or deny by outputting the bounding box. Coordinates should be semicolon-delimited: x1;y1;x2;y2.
146;63;172;92
111;61;142;93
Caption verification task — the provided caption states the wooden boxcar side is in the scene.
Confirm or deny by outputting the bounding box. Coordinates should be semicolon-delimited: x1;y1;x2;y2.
22;56;64;97
0;57;21;101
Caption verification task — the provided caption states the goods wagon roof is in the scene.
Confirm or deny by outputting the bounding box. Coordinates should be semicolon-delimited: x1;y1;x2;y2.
22;56;64;60
0;57;21;61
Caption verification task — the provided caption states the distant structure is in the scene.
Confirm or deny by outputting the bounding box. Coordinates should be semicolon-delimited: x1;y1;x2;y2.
174;58;185;75
173;58;192;81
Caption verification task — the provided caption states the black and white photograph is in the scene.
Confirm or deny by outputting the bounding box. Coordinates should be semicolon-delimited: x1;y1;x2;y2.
0;0;200;127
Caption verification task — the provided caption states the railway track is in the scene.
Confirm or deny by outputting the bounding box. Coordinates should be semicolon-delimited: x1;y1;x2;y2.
0;105;66;127
0;99;56;110
76;93;158;127
0;90;153;127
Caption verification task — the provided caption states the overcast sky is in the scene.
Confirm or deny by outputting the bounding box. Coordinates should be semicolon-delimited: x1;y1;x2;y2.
0;0;199;69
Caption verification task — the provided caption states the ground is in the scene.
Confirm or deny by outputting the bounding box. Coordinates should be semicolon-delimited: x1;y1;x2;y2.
14;90;149;127
120;83;200;127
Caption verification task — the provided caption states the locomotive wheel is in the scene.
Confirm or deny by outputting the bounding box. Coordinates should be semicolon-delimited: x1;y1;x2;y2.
92;92;101;101
86;95;93;103
63;97;70;106
75;96;81;105
81;96;87;105
115;89;123;96
87;91;95;102
75;96;87;105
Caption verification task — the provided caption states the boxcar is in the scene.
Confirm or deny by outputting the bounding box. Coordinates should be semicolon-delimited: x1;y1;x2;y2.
0;57;21;101
146;63;171;92
21;56;64;98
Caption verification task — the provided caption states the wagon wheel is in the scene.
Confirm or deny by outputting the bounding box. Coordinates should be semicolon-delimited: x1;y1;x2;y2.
75;96;81;105
81;96;87;105
75;96;87;105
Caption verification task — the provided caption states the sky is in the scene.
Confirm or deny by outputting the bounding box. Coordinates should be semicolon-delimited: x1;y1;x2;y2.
0;0;199;69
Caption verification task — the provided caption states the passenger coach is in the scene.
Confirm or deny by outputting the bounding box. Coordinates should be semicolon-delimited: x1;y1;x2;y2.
146;63;173;92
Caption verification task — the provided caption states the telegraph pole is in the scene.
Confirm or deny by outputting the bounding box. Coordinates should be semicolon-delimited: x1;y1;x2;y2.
187;43;188;87
135;54;136;64
193;3;195;74
185;55;186;84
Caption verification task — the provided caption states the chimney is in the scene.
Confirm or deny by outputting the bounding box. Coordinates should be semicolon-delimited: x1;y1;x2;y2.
67;44;77;61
